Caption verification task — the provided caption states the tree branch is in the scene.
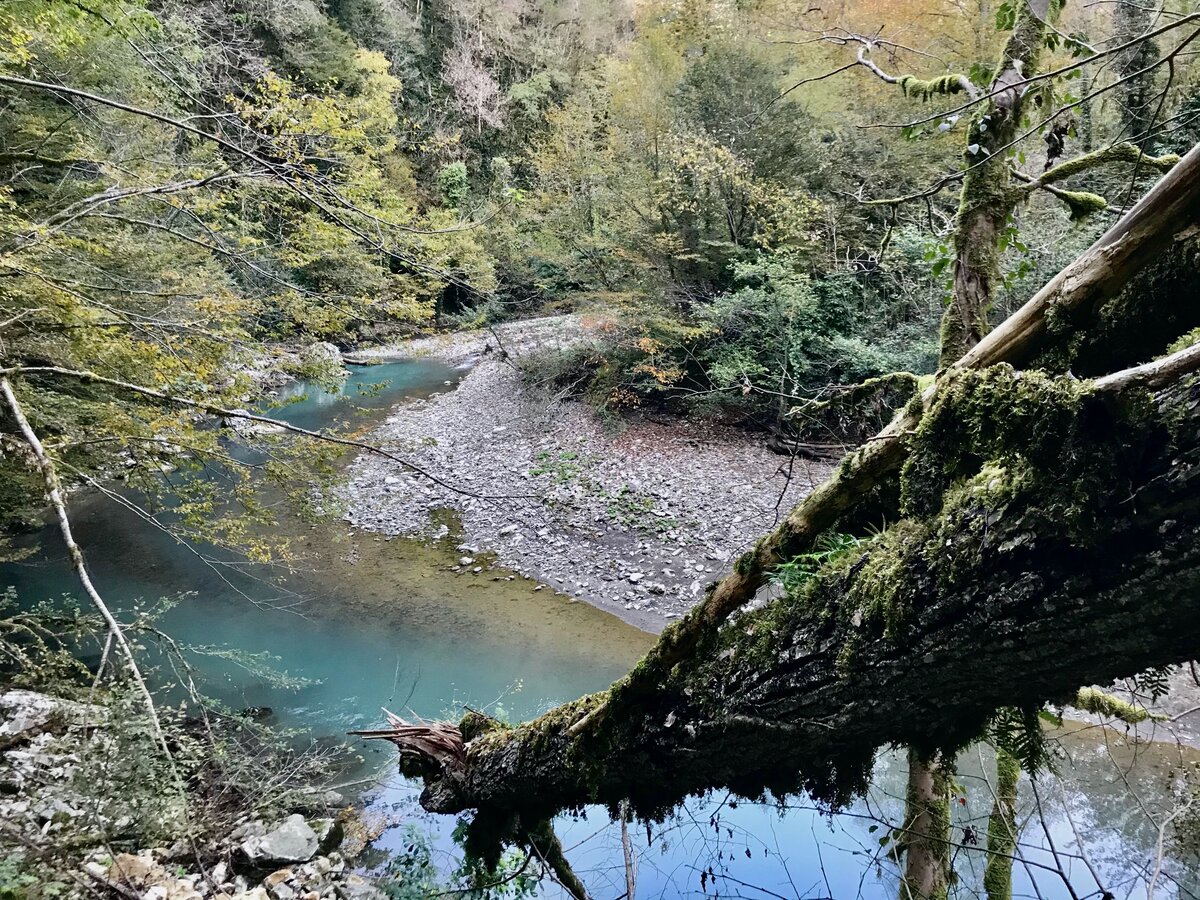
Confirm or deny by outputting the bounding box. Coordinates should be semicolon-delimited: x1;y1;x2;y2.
0;365;534;501
852;42;980;100
0;376;175;766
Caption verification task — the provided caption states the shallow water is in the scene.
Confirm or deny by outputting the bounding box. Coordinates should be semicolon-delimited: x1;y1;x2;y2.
1;359;651;732
2;358;1197;898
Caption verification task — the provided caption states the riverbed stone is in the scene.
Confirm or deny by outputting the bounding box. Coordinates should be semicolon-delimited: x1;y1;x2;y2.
334;875;387;900
241;815;320;865
264;869;293;889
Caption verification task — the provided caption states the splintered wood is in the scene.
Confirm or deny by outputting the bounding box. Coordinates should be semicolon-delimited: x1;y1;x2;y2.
352;709;465;767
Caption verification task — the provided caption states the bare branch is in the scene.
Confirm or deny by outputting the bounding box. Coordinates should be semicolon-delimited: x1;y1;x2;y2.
861;13;1200;132
0;376;176;768
0;365;535;501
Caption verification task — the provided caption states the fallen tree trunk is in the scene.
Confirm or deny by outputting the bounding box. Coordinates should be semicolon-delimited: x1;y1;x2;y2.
358;144;1200;851
364;356;1200;823
554;139;1200;744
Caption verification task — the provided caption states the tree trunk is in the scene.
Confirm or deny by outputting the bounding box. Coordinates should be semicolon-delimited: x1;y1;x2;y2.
900;751;952;900
359;143;1200;859
566;138;1200;753
1113;0;1160;146
364;364;1200;827
983;749;1020;900
942;0;1057;364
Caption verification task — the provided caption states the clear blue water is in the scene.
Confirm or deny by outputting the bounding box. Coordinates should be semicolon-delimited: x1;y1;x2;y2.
2;358;1196;898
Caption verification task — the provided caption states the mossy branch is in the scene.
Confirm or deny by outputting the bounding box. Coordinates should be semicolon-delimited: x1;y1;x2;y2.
1011;143;1181;219
0;151;94;169
362;360;1200;833
983;750;1020;900
1037;142;1180;188
899;73;975;101
1071;687;1167;724
853;43;980;101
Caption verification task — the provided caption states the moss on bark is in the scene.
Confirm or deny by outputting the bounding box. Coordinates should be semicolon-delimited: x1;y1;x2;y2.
983;749;1020;900
383;365;1200;843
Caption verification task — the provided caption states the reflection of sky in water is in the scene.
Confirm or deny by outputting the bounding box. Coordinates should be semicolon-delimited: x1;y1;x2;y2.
372;727;1199;899
2;359;1197;897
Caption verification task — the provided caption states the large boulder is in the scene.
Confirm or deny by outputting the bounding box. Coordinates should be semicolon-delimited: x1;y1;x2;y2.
0;691;61;741
241;815;341;866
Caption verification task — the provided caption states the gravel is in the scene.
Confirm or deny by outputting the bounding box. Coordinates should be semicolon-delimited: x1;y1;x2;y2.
340;316;832;633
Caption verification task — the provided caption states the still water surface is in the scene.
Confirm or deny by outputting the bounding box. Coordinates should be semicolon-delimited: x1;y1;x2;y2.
2;359;1196;898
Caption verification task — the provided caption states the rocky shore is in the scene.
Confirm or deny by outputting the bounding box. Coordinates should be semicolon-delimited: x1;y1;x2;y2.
0;690;388;900
341;316;833;632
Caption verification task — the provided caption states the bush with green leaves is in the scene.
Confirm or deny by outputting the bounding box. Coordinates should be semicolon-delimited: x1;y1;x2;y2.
438;161;471;209
525;241;942;433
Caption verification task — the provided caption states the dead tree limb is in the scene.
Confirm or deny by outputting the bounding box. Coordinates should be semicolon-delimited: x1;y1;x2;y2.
558;138;1200;745
0;376;176;771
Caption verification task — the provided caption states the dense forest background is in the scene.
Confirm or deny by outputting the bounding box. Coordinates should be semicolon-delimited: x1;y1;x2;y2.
7;0;1198;540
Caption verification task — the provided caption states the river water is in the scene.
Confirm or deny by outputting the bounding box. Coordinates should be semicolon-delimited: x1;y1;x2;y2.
2;358;1197;898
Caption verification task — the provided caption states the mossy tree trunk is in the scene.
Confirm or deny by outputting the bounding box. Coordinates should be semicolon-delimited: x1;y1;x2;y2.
900;750;953;900
942;0;1058;364
904;5;1067;868
983;749;1021;900
367;364;1200;833
361;144;1200;868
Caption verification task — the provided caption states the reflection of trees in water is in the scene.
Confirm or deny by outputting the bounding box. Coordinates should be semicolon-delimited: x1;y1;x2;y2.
1040;724;1199;897
542;725;1199;899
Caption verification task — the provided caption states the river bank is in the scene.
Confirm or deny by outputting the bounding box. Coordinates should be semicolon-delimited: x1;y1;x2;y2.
0;352;652;897
5;329;1200;898
341;315;833;633
0;689;390;900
